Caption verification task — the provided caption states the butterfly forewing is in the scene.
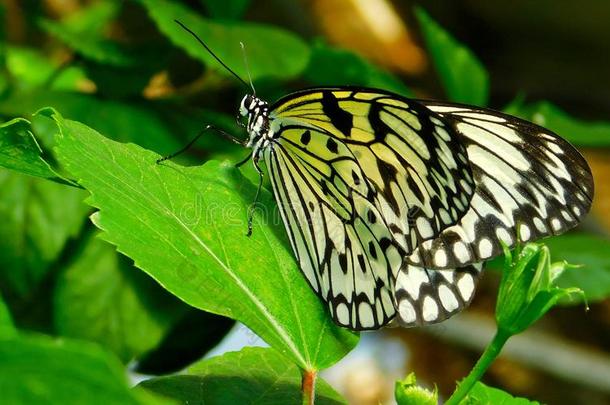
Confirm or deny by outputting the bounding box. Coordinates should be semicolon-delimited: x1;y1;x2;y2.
404;102;594;269
272;89;477;255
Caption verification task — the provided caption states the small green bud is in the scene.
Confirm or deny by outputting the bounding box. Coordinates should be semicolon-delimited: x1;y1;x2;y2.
495;242;584;336
395;372;437;405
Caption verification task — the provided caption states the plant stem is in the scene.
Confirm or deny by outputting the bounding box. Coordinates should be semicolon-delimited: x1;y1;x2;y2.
301;369;317;405
445;330;510;405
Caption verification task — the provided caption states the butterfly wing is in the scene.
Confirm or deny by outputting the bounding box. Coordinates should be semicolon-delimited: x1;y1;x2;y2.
405;101;594;269
395;262;483;326
266;88;478;329
263;132;400;329
271;89;477;253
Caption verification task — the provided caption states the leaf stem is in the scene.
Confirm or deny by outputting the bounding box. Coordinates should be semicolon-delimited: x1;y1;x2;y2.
445;330;510;405
301;369;317;405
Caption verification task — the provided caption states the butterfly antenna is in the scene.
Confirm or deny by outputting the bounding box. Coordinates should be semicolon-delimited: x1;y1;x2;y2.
240;42;256;96
174;20;250;90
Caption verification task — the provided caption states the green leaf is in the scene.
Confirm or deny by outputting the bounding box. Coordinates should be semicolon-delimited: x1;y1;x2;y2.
36;1;164;96
415;7;489;105
0;334;171;405
5;46;88;91
199;0;250;20
0;171;88;297
0;117;72;185
544;234;610;303
305;41;413;97
0;90;243;157
0;293;16;339
40;19;136;67
135;309;234;375
140;346;346;404
139;0;310;81
460;381;540;404
38;1;133;69
58;0;121;35
54;232;189;362
51;111;358;370
503;100;610;147
0;90;180;153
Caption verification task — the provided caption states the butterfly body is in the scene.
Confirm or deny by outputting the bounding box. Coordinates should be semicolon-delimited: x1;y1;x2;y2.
237;87;593;331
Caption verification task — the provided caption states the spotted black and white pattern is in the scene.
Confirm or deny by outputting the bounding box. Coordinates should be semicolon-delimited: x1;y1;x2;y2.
237;87;593;331
395;262;483;326
405;102;594;270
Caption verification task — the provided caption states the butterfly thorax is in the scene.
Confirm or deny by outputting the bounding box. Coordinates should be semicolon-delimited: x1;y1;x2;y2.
239;94;273;159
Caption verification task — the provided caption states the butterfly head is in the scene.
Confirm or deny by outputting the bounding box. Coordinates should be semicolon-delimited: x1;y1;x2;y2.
239;94;271;150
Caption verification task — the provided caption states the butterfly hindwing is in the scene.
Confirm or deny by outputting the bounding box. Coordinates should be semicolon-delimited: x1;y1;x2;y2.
405;102;594;269
395;262;483;327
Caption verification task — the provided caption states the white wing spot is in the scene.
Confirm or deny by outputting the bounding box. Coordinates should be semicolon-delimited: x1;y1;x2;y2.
430;106;466;113
439;208;452;225
460;112;506;123
430;117;444;126
551;218;562;231
434;249;448;267
496;228;513;245
538;132;555;141
336;303;349;325
438;285;459;312
533;217;546;232
478;238;493;258
457;274;475;301
561;210;573;221
358;302;374;329
546;141;563;154
398;300;417;324
573;206;581;216
453;241;470;263
422;296;440;322
416;217;434;239
396;265;429;301
436;126;451;141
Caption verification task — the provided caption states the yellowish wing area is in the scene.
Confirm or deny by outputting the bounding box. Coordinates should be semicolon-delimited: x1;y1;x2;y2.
270;88;476;264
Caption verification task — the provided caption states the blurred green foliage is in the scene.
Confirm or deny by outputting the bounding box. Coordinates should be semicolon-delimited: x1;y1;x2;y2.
0;1;608;404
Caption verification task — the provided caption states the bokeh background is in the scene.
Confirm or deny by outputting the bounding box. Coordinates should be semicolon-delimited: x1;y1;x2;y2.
1;0;609;404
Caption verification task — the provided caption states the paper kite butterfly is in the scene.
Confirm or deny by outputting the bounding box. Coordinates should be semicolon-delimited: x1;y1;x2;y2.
166;22;594;331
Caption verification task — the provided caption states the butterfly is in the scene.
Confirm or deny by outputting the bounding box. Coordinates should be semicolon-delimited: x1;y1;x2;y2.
166;21;594;331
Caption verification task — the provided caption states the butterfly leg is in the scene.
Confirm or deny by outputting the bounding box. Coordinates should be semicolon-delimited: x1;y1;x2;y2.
246;158;264;237
156;125;245;164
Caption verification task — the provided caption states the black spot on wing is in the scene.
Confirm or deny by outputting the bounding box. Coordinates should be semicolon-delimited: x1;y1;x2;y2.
368;241;378;259
300;130;311;145
352;170;361;186
326;137;339;153
367;209;377;224
322;91;353;136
